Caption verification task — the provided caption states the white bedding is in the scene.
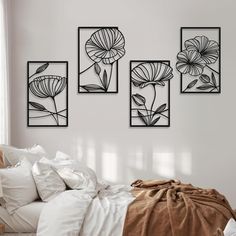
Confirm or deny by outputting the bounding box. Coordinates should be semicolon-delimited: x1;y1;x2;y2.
0;201;44;233
224;218;236;236
80;185;134;236
1;185;234;236
37;185;134;236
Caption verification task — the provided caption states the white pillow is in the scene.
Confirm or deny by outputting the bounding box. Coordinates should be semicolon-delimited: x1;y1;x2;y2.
224;218;236;236
0;144;48;166
0;159;38;214
52;151;97;191
32;157;66;202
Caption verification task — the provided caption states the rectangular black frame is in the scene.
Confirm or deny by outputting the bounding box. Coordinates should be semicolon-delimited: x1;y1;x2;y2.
27;61;68;127
78;26;119;94
130;60;171;127
180;27;221;94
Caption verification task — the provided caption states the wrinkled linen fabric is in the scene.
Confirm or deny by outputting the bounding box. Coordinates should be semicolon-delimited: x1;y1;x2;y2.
80;185;133;236
37;185;134;236
32;157;66;202
52;151;98;191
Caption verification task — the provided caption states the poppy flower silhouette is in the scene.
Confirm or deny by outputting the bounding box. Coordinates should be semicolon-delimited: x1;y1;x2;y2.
86;28;125;64
131;62;173;127
176;34;220;93
131;62;173;88
185;36;219;64
176;50;206;76
79;27;126;93
29;76;66;98
28;63;67;126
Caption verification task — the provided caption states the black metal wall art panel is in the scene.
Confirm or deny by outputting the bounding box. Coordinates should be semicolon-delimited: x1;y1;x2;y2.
78;27;126;93
130;60;173;127
177;27;221;93
27;61;68;127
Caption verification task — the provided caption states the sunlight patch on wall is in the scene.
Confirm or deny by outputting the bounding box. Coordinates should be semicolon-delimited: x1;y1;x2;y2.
179;152;192;175
128;149;144;170
76;138;84;162
86;147;96;171
102;151;118;182
152;152;175;178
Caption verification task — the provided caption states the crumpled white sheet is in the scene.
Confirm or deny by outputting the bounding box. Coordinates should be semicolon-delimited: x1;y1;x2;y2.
51;151;98;191
37;185;134;236
224;218;236;236
80;185;133;236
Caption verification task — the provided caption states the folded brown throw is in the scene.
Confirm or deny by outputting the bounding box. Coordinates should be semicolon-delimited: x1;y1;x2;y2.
123;179;236;236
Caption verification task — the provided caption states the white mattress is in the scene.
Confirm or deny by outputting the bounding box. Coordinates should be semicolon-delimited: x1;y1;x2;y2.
0;201;45;233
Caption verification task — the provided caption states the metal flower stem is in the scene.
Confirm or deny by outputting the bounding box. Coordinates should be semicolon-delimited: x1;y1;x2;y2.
106;62;114;91
52;97;59;125
29;72;37;79
150;85;157;121
144;104;149;117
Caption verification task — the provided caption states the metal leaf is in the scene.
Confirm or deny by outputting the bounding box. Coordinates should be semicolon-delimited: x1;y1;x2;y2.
211;72;217;87
102;70;108;89
94;63;101;75
199;74;210;83
29;102;46;111
150;116;160;126
35;63;49;74
196;85;214;90
154;103;166;115
132;94;146;106
137;111;148;125
186;79;198;90
80;84;105;92
132;81;141;87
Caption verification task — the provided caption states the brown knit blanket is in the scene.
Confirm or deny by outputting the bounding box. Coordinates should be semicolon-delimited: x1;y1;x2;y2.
123;180;236;236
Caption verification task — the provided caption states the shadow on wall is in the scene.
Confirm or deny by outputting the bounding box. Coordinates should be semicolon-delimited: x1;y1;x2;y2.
71;137;192;184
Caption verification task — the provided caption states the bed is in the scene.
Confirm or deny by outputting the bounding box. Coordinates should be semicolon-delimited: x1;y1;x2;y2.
2;182;236;236
0;145;236;236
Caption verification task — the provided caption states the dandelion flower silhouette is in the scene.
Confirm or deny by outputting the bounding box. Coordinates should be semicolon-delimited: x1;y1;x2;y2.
85;28;125;64
29;75;66;98
185;36;219;64
176;50;206;76
131;62;173;88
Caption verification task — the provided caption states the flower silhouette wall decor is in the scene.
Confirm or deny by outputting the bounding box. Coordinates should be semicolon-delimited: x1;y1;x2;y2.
130;60;173;127
78;27;126;93
177;27;221;93
27;61;68;127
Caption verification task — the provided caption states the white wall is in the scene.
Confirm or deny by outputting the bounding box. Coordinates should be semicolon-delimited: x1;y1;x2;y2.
7;0;236;207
